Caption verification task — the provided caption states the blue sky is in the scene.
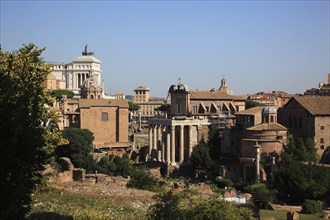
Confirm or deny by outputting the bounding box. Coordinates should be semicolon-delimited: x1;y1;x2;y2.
1;0;329;97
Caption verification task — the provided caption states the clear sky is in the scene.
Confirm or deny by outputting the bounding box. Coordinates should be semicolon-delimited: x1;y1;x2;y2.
1;0;329;97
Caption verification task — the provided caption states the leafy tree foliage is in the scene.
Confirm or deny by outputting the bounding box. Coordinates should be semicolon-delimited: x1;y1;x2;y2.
215;176;233;188
245;184;273;209
302;199;323;214
128;101;140;111
127;167;158;191
190;141;214;171
95;154;133;177
245;99;263;109
56;127;96;172
49;89;74;100
208;125;221;161
148;189;256;220
0;44;64;218
275;137;330;203
155;103;171;112
282;136;318;162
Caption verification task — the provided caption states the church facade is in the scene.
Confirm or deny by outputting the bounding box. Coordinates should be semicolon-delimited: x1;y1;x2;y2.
148;77;245;165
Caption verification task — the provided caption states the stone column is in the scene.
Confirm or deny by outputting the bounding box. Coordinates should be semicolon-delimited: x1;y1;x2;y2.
157;125;162;161
171;126;176;164
188;125;193;156
152;125;157;156
179;125;184;163
161;140;165;162
148;125;153;156
166;127;171;163
254;142;260;183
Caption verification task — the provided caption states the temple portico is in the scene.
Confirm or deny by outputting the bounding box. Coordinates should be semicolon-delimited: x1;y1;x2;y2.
148;117;209;165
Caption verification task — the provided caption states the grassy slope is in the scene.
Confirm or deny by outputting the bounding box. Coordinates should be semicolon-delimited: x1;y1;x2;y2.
260;209;323;220
28;187;147;220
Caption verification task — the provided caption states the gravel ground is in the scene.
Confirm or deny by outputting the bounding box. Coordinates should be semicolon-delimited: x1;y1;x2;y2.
53;181;156;211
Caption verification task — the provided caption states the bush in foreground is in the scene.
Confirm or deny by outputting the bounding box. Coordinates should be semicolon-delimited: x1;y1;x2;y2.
127;167;158;191
148;189;256;220
302;199;322;214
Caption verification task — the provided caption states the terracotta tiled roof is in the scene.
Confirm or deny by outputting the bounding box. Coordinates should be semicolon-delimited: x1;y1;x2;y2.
78;99;129;108
247;123;287;131
190;90;246;101
235;106;265;115
149;97;165;102
292;96;330;116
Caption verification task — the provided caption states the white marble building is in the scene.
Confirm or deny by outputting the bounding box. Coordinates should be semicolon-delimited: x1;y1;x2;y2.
49;46;102;96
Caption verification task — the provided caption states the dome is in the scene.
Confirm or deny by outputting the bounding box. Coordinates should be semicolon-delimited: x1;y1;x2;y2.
81;75;102;91
263;106;277;114
73;55;101;64
218;77;233;95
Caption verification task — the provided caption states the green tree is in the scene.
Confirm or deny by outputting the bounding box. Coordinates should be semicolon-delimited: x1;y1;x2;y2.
302;199;323;214
245;99;262;109
155;103;171;112
208;125;221;162
112;153;133;177
245;183;273;209
0;44;64;218
275;159;330;203
56;127;96;172
49;89;74;100
190;141;214;171
127;167;158;191
128;101;140;111
148;189;256;220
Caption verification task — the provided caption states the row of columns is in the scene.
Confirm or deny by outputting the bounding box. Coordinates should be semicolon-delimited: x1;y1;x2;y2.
148;124;194;165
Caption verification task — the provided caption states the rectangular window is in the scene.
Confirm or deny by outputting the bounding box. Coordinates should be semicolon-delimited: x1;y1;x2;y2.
101;112;108;121
321;126;325;130
320;138;324;144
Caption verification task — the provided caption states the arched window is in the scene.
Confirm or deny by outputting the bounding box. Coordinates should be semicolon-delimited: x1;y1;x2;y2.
101;112;108;121
270;115;274;122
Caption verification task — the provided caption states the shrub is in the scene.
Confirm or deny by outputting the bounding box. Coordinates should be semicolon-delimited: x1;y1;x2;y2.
215;177;233;188
245;183;273;209
127;167;158;191
302;199;322;214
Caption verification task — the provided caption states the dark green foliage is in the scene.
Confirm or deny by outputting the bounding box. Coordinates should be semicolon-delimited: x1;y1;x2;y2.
127;167;158;191
208;125;221;161
112;154;133;177
49;89;74;100
148;189;256;220
0;44;62;218
275;160;330;202
302;200;323;214
95;154;133;177
128;101;140;111
275;136;329;203
215;177;233;188
56;127;96;172
245;99;262;109
245;184;273;209
283;137;318;163
155;103;171;112
190;141;214;171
